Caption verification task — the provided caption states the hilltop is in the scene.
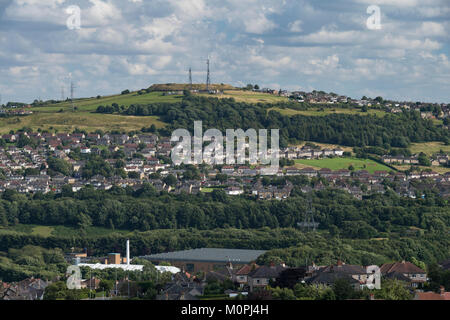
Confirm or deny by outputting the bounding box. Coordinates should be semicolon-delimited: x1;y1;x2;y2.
148;83;236;91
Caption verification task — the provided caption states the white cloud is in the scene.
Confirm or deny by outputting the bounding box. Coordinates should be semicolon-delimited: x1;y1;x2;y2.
289;20;303;33
0;0;448;103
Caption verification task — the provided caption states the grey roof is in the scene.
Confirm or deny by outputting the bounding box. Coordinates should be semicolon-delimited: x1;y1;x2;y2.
307;272;360;285
140;248;266;264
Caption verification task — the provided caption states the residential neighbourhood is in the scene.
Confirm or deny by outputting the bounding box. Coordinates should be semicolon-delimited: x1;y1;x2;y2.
0;131;448;201
3;248;446;300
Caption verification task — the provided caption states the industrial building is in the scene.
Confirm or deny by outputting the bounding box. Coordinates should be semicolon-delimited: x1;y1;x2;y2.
140;248;267;273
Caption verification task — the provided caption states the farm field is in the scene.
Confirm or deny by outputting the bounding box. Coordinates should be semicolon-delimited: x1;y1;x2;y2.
409;142;450;156
33;91;182;113
295;157;393;173
0;112;165;134
197;90;289;104
269;107;387;117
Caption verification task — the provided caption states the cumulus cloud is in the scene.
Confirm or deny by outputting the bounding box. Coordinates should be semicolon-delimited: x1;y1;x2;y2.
0;0;448;103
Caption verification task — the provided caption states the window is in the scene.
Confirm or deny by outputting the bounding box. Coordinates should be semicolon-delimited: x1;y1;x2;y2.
186;264;194;272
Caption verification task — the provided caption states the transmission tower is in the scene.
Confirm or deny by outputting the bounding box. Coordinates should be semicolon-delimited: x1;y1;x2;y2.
206;59;211;92
189;67;193;91
297;198;319;231
70;80;76;111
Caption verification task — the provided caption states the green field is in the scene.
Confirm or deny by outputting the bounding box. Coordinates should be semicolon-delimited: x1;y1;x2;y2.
410;142;450;156
0;112;165;134
295;157;393;173
34;91;182;113
198;90;289;104
0;224;131;238
269;107;387;117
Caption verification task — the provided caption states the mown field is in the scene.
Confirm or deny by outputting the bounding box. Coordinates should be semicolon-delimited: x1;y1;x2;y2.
0;112;165;134
410;142;450;156
34;91;182;113
269;106;387;117
295;157;393;173
197;90;289;104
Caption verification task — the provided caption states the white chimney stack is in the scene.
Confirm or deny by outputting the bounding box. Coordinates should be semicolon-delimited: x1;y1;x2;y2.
126;239;130;265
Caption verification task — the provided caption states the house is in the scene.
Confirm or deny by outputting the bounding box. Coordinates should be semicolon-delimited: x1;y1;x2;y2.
307;260;368;289
414;287;450;300
380;261;427;288
226;186;244;195
80;147;91;154
285;167;301;176
297;167;315;177
221;166;235;174
235;263;260;288
80;278;101;290
247;264;287;292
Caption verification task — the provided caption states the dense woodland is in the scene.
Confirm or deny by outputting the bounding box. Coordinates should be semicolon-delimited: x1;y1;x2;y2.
0;185;448;236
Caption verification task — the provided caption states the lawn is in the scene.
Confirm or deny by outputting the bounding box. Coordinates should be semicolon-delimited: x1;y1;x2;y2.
269;107;387;117
295;157;393;173
0;112;165;134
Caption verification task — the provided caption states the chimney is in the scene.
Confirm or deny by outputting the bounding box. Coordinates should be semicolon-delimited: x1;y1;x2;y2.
126;239;130;266
440;286;445;295
369;293;375;301
337;260;343;267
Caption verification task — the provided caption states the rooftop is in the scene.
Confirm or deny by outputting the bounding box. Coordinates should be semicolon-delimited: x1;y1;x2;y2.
140;248;266;264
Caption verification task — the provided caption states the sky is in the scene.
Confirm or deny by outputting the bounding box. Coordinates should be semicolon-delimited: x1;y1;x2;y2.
0;0;449;104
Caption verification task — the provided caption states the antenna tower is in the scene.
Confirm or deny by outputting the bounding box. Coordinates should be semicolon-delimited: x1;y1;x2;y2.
206;59;211;92
189;67;193;91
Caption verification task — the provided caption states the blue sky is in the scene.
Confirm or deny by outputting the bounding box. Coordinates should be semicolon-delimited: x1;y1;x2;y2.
0;0;449;103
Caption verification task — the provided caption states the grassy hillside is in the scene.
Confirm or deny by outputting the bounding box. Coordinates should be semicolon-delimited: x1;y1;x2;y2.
0;224;131;238
34;91;182;113
197;90;289;103
0;112;164;134
270;106;387;117
149;83;235;91
410;141;450;156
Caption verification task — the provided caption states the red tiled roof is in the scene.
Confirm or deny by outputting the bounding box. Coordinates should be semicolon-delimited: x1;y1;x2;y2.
380;261;426;274
415;292;450;300
236;264;259;275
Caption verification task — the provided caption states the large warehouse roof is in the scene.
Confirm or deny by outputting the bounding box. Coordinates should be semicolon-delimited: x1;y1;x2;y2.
140;248;266;263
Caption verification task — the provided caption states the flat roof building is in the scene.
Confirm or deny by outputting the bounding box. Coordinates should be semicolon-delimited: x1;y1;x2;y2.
140;248;266;273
